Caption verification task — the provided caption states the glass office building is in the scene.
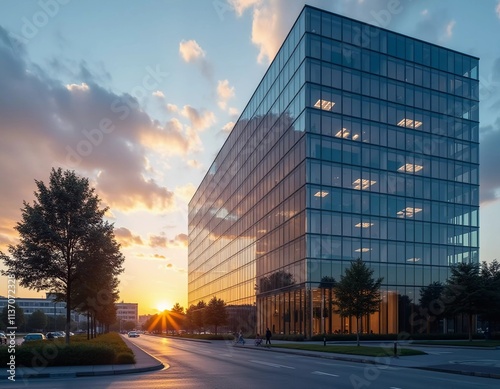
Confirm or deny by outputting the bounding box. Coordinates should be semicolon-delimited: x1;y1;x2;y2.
188;6;479;337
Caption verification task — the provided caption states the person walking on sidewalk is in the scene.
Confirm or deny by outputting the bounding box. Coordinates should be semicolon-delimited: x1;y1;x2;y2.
265;327;272;347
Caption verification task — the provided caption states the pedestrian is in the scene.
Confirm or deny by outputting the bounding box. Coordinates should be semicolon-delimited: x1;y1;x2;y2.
265;327;272;347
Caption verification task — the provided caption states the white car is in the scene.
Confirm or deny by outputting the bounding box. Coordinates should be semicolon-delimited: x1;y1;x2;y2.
127;331;140;338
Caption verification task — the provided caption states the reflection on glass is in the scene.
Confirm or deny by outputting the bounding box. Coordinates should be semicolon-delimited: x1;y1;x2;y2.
397;207;422;218
314;99;335;111
398;163;423;173
397;118;423;129
314;190;329;197
352;178;376;190
354;247;372;252
355;222;374;228
407;257;421;262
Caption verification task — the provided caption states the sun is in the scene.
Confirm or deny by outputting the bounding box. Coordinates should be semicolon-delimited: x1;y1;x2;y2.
156;301;170;312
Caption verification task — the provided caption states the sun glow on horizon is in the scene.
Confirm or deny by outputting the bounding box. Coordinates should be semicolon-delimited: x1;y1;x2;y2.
156;301;171;312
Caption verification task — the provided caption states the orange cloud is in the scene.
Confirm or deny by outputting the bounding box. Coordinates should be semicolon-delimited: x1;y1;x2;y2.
114;227;144;247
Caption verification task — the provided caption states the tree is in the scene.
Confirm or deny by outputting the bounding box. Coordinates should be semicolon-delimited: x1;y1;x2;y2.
443;262;485;341
480;260;500;332
169;303;185;332
28;310;47;332
193;300;206;333
1;303;25;331
0;168;124;344
333;259;383;346
204;296;228;336
419;282;445;333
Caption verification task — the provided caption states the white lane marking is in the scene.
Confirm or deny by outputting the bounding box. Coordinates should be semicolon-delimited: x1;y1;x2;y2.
389;387;403;389
249;360;295;369
311;371;340;377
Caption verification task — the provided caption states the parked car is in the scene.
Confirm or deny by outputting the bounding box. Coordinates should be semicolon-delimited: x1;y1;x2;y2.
0;332;7;345
23;333;46;343
127;331;140;338
45;332;62;339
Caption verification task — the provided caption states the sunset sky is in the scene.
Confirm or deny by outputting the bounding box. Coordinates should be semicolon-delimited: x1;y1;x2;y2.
1;0;500;315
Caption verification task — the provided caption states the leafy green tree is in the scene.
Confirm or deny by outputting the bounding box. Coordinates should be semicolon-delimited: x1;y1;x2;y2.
28;310;47;331
1;303;25;331
419;282;445;333
0;168;124;344
443;262;485;341
204;296;228;336
333;259;383;346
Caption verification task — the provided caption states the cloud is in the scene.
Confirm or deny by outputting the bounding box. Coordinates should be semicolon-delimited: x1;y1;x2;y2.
140;118;197;155
187;159;202;169
222;121;235;133
166;103;179;113
228;107;239;117
152;90;165;98
114;227;144;247
181;105;216;131
480;120;500;204
217;79;235;110
445;20;456;39
149;233;188;248
0;26;185;220
175;183;196;203
497;1;500;19
159;263;187;273
229;0;262;16
179;39;205;62
179;39;213;79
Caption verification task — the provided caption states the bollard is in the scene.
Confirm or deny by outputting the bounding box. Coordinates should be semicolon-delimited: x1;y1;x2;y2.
323;336;326;346
393;341;398;358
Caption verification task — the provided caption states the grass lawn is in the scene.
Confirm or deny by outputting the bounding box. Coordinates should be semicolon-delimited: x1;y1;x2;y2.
272;343;426;357
413;340;500;348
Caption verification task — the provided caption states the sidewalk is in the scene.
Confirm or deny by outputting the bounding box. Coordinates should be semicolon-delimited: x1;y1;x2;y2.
237;340;500;380
0;336;164;379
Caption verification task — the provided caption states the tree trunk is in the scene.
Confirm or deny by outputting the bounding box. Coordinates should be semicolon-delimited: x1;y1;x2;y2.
468;313;473;342
356;317;360;346
65;282;71;345
215;324;218;336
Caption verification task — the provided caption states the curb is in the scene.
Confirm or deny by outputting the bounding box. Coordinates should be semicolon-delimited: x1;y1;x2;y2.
414;366;500;380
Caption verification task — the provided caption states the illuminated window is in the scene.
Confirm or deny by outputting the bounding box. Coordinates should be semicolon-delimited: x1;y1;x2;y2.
314;191;329;197
335;128;350;138
314;99;335;111
398;163;423;173
352;178;376;190
354;248;372;253
397;118;423;129
397;207;423;218
355;222;374;228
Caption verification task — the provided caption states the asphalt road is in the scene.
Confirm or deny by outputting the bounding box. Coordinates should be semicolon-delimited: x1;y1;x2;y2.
3;335;500;389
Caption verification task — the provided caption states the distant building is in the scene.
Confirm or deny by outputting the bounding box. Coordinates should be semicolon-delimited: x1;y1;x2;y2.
116;302;138;325
0;293;86;328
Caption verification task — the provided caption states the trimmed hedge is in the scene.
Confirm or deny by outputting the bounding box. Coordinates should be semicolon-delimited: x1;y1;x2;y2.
0;333;135;367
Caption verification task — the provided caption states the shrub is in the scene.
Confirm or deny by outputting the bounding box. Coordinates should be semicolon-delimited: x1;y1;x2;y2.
115;352;136;364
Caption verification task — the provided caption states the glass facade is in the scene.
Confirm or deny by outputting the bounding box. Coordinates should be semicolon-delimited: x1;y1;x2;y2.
188;6;479;337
